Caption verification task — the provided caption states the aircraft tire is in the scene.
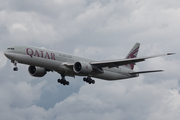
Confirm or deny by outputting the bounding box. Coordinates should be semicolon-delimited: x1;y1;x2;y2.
58;79;69;86
66;81;69;85
92;80;95;84
83;78;87;82
57;79;61;83
13;67;18;71
83;77;95;84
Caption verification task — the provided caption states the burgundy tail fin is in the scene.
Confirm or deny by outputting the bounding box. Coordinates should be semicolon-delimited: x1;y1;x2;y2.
125;43;140;70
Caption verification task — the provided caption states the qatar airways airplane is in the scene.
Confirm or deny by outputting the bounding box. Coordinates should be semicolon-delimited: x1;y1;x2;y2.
4;43;174;86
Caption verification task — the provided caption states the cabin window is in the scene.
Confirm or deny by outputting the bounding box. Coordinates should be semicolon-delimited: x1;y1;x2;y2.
7;48;15;50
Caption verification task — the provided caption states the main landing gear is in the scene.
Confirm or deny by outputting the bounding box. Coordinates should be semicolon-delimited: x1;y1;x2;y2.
57;74;69;86
83;77;95;84
57;75;95;86
11;60;18;71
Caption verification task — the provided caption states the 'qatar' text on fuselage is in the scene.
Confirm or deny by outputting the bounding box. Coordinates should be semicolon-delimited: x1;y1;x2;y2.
26;48;56;60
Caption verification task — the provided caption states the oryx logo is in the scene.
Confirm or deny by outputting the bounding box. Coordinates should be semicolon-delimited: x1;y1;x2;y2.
126;47;139;70
127;47;139;59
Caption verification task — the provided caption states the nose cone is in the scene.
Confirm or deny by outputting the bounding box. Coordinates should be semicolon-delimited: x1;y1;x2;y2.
4;51;8;57
4;51;12;59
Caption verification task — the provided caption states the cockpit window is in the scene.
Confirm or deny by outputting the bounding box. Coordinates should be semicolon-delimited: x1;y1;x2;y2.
7;48;15;50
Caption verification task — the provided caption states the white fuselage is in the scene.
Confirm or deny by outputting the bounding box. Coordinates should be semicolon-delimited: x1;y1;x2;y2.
4;45;138;80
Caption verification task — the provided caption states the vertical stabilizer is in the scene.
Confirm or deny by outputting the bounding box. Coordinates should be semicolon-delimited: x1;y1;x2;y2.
125;43;140;70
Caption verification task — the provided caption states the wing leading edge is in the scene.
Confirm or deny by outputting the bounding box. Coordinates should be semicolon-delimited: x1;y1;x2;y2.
90;53;175;68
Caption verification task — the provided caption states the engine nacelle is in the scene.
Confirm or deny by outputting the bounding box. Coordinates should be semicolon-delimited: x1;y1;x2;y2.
28;66;47;77
73;61;93;74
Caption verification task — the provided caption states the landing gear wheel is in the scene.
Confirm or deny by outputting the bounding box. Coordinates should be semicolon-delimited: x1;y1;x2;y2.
63;82;66;85
62;80;69;86
57;74;70;86
83;77;95;84
92;80;95;84
13;67;18;71
57;79;61;83
66;81;69;85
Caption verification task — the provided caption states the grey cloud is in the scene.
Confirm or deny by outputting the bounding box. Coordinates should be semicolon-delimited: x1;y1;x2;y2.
0;52;7;69
49;79;180;120
1;78;178;120
0;0;180;120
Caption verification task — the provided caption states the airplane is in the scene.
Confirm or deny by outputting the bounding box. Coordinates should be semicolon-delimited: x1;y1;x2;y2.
4;43;174;86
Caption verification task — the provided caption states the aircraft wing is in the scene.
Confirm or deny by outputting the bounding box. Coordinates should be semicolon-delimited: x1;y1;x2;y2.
90;53;175;68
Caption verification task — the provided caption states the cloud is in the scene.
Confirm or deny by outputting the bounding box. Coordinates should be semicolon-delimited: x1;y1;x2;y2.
0;52;7;69
44;77;179;120
0;0;180;120
0;80;47;108
0;10;58;45
3;77;177;120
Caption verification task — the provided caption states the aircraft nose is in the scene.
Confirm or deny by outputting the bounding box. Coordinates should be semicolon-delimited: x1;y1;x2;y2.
4;48;16;60
4;51;11;58
4;51;8;57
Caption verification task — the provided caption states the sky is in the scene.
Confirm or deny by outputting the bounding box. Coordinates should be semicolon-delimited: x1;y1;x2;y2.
0;0;180;120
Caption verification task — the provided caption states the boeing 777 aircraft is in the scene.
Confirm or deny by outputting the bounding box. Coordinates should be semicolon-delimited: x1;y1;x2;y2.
4;43;174;86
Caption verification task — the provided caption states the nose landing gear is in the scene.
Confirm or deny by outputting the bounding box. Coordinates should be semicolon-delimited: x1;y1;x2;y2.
11;60;18;71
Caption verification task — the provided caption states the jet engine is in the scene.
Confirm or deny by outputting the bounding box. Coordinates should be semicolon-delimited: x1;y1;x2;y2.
28;66;47;77
73;61;93;74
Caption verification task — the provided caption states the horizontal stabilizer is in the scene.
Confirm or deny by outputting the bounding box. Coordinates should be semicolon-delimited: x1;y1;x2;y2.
129;70;163;75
